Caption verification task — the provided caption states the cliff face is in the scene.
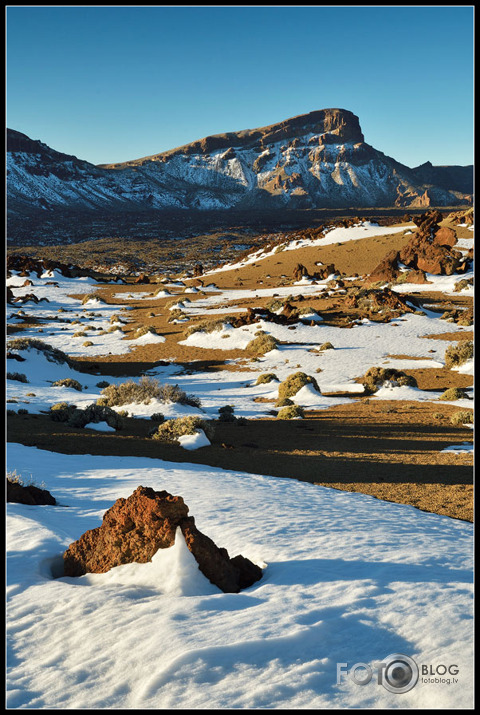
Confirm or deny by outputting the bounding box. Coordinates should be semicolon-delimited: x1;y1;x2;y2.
6;110;472;215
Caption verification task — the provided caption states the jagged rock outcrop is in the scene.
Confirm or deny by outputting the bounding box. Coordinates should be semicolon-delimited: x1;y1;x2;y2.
398;211;464;275
293;263;309;281
63;486;263;593
367;250;402;284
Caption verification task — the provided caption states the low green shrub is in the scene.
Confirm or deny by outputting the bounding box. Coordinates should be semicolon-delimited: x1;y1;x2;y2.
52;378;83;391
7;338;71;366
276;405;305;419
81;292;105;305
151;416;214;443
275;397;294;407
450;410;474;425
278;372;320;400
361;367;417;395
183;317;234;337
444;341;473;369
255;373;278;385
438;387;468;401
133;326;158;338
246;334;279;355
98;377;201;408
49;401;125;430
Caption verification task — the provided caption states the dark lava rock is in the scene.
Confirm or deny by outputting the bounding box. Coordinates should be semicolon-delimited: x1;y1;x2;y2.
7;479;57;506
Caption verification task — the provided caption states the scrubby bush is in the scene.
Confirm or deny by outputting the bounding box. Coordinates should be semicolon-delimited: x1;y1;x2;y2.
7;338;71;366
444;341;473;369
52;378;83;391
246;333;279;355
438;387;468;401
48;401;126;430
7;372;29;383
275;397;294;407
361;367;417;395
278;372;320;400
17;408;29;415
218;405;236;422
81;292;105;305
255;373;278;385
82;341;94;347
150;413;165;423
133;326;158;338
450;410;474;425
319;342;334;351
49;402;76;422
276;405;305;420
168;309;188;322
183;317;234;337
151;416;214;443
98;377;201;408
96;380;110;389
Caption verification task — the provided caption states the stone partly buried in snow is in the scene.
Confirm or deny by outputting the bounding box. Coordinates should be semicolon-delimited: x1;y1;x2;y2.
63;486;262;593
7;479;57;506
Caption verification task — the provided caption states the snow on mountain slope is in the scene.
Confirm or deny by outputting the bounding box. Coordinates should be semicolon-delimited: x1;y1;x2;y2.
7;109;471;215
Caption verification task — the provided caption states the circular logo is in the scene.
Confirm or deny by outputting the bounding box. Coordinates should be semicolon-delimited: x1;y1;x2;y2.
381;653;419;694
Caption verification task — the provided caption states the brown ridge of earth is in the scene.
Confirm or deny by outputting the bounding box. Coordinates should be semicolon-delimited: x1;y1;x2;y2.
8;400;473;522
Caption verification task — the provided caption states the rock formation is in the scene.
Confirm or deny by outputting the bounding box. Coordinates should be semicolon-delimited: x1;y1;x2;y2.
7;478;56;506
63;486;263;593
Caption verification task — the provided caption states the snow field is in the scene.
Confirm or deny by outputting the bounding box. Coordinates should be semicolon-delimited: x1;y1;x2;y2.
6;444;473;709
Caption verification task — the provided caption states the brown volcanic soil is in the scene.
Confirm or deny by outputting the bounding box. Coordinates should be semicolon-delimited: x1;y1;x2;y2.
8;399;473;522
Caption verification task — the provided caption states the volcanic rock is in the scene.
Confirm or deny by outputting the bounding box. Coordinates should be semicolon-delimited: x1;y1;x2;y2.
7;478;56;506
434;226;457;248
63;486;262;593
293;263;308;281
397;210;463;275
134;273;150;284
367;250;400;284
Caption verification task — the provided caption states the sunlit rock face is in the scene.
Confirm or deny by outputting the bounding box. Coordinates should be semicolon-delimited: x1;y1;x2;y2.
63;485;263;593
7;109;472;215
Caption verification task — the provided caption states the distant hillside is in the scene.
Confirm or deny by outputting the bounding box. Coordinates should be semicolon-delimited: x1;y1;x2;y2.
7;109;472;217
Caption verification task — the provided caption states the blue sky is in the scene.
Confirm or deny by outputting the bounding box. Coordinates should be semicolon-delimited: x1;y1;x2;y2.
6;6;474;167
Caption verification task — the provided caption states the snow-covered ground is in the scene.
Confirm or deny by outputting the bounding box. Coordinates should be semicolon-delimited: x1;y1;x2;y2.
6;222;474;708
6;444;473;709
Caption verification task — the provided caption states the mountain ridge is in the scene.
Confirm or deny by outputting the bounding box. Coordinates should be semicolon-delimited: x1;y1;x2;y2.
7;109;473;216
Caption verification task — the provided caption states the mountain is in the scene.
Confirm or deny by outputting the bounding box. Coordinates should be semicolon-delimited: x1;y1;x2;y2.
6;109;472;216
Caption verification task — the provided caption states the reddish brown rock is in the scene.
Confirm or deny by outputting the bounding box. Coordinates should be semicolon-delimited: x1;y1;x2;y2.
293;263;308;281
434;226;457;248
367;250;400;284
63;486;262;593
398;212;463;276
134;273;150;284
